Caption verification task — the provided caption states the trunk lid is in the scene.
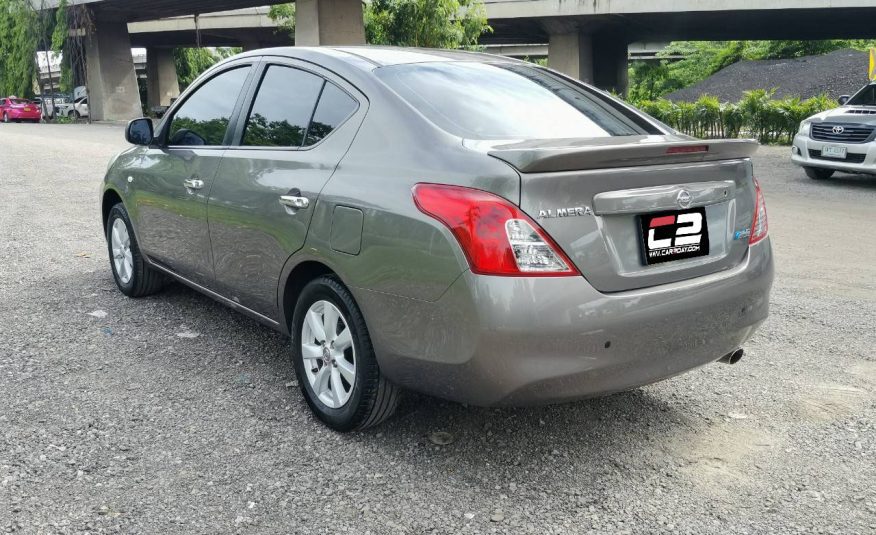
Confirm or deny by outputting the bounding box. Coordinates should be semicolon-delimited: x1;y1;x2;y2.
472;135;760;292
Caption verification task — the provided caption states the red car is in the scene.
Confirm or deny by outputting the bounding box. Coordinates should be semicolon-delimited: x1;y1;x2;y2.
0;97;42;123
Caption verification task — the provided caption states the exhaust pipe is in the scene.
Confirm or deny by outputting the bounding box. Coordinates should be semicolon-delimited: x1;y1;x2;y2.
718;348;744;365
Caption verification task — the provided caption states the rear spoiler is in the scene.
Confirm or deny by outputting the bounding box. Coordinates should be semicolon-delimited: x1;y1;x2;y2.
484;138;759;174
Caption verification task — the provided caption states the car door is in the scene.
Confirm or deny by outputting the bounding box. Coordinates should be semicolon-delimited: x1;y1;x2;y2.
128;61;257;286
207;59;365;318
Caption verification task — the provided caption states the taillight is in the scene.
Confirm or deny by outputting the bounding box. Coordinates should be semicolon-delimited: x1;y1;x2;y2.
749;179;768;245
412;183;579;277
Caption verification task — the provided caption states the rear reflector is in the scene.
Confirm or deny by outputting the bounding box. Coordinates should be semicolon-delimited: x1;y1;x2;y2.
666;145;709;154
412;184;579;277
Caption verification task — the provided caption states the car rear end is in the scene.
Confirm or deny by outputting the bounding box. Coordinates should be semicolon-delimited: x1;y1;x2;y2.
6;99;42;122
368;58;773;405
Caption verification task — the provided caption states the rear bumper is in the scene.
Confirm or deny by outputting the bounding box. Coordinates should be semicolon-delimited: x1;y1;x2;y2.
6;109;41;120
791;134;876;174
355;239;774;406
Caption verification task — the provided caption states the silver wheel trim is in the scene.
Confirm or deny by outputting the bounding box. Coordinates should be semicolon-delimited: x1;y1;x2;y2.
301;300;356;409
110;218;134;284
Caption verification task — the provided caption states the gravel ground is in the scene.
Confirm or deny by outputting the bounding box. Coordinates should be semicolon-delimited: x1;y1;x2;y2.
1;123;874;534
667;48;870;102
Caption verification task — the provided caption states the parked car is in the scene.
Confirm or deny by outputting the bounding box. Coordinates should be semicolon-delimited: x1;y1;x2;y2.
101;47;773;431
59;96;88;119
37;94;69;119
791;81;876;179
0;97;42;123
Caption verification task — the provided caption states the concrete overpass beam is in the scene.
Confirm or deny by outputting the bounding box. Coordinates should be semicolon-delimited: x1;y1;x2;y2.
295;0;365;46
548;30;628;94
85;16;143;121
146;48;180;108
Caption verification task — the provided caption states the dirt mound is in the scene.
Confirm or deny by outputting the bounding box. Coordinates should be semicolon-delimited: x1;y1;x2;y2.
666;48;870;102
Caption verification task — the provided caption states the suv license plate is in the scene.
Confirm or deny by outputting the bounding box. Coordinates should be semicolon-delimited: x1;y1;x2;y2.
821;146;847;159
640;208;710;265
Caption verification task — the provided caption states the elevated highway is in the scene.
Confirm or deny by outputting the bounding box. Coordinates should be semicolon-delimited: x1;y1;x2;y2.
36;0;876;120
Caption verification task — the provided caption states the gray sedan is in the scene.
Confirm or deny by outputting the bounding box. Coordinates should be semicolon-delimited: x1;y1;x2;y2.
101;47;773;431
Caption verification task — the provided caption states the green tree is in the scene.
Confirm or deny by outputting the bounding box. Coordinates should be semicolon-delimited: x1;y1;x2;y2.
268;0;491;49
173;47;241;89
0;0;39;98
365;0;491;48
268;3;295;35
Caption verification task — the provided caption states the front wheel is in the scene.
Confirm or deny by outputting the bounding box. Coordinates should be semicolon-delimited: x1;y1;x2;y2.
291;276;400;431
2;113;8;123
105;203;165;297
804;166;834;180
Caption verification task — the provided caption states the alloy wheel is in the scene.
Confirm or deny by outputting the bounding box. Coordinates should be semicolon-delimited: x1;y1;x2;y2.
110;218;134;284
301;300;356;409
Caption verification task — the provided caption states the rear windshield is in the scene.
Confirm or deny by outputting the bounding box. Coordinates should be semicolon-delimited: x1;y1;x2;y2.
11;99;30;105
375;61;657;140
847;84;876;106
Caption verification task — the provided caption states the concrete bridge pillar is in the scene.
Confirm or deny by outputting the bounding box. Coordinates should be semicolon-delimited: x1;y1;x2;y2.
548;30;628;95
295;0;365;46
85;14;142;121
146;48;180;109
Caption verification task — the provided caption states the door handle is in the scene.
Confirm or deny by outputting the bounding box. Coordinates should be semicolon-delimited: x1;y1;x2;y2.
279;195;310;210
183;178;204;191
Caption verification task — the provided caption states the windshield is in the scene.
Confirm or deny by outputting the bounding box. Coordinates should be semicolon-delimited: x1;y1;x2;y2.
11;99;30;105
847;84;876;106
375;61;658;140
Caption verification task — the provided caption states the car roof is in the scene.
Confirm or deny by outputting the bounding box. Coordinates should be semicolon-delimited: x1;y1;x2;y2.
235;46;521;70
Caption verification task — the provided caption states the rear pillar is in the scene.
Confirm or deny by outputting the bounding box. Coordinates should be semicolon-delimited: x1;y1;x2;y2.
85;12;142;121
146;47;180;109
548;29;629;95
295;0;365;46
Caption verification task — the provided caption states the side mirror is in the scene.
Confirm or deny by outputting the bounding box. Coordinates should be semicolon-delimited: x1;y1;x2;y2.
838;95;850;105
126;117;154;145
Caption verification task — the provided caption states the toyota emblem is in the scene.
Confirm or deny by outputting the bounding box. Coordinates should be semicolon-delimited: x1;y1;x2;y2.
677;190;692;209
832;125;845;135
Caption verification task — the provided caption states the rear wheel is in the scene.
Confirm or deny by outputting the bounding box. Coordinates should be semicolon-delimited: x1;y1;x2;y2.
291;275;400;431
105;203;165;297
2;113;8;123
804;166;834;180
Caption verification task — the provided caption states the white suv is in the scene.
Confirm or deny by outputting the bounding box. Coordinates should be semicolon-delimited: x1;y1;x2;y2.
791;82;876;179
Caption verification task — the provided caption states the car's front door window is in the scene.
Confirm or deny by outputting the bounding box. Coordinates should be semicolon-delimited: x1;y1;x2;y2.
167;66;250;146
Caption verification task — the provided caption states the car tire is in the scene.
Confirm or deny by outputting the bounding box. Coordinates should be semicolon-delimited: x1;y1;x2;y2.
2;113;7;123
105;203;165;297
804;166;834;180
291;275;400;431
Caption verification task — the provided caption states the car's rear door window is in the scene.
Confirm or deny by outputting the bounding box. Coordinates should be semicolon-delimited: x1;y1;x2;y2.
242;65;324;148
375;61;658;140
167;66;251;146
303;83;359;146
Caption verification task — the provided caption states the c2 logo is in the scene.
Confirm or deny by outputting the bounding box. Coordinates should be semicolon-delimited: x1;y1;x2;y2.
647;212;703;250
